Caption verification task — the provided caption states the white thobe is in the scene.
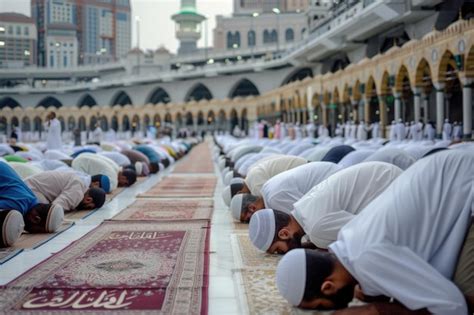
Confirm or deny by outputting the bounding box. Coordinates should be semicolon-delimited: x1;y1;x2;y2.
356;124;367;140
45;118;62;150
389;124;397;141
99;152;131;167
453;125;462;141
72;153;119;191
329;150;474;315
245;156;307;196
443;122;452;140
344;124;351;139
372;123;380;138
260;162;341;213
25;171;87;211
396;123;405;141
424;124;435;140
292;162;402;249
9;162;43;179
91;127;103;143
349;125;357;139
238;153;279;176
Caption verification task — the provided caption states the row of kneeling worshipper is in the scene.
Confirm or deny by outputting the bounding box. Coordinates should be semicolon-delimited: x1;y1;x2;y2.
214;134;474;315
0;137;199;248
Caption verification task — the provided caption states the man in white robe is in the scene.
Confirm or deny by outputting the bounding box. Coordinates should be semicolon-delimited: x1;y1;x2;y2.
241;155;307;197
356;121;368;141
230;162;342;222
443;119;452;140
276;150;474;315
45;112;62;150
25;171;106;211
248;162;402;254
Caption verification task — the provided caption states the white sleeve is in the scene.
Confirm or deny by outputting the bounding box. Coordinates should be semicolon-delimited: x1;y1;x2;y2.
309;210;355;249
352;244;467;315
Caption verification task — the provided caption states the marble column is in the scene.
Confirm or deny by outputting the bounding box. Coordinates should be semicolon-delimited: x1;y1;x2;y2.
394;92;401;121
434;83;445;138
462;79;472;139
413;88;421;122
378;95;387;137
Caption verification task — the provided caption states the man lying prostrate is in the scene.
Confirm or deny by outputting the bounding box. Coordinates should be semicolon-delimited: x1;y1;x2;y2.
231;162;342;222
134;145;161;173
8;161;43;179
121;148;153;174
0;162;63;247
249;162;402;254
241;155;307;197
99;151;131;167
72;153;136;192
364;148;415;170
276;150;474;315
25;171;106;211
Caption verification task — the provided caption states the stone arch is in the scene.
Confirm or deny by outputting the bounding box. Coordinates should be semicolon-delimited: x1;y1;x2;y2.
438;50;463;122
230;108;239;132
111;116;119;131
241;108;249;133
415;58;435;122
57;116;65;131
78;116;87;131
396;65;415;122
146;87;171;104
229;79;260;98
77;94;98;107
0;97;21;109
207;110;215;125
466;45;474;78
367;76;382;123
36;96;63;108
122;115;130;131
281;67;313;86
132;115;140;131
143;114;151;128
185;112;194;126
110;91;133;106
33;116;43;132
89;116;98;130
164;112;172;123
68;116;76;130
197;111;205;125
217;110;226;130
153;114;162;127
100;115;108;131
285;28;294;42
185;83;213;102
22;116;31;132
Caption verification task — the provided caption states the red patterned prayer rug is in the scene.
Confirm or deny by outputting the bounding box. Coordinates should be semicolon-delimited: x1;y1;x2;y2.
140;176;217;198
112;198;214;221
0;221;210;314
173;143;214;174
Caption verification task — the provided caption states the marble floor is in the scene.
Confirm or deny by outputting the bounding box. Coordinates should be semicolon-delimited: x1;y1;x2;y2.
0;154;248;314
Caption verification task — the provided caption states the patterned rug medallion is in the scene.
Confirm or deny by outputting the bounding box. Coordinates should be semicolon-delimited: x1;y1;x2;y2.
0;221;210;314
112;198;214;221
173;143;214;174
139;175;217;198
232;233;328;315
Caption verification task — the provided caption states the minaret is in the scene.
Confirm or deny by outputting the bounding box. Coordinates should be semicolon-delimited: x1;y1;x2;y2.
172;0;205;55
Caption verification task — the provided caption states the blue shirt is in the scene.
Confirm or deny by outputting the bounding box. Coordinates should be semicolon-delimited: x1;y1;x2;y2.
0;162;38;215
134;145;161;164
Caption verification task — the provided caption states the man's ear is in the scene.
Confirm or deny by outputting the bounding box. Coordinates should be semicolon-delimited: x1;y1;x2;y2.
248;203;257;213
320;280;337;296
30;215;42;224
277;228;291;240
84;196;93;204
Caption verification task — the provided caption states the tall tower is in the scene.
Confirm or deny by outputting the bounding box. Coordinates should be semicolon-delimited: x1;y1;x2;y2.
172;0;205;55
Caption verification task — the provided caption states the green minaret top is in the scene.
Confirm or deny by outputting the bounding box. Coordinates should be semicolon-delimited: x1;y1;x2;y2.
172;0;205;54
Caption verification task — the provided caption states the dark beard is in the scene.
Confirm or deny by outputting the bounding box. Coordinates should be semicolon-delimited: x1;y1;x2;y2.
287;236;302;250
76;201;86;210
327;284;355;309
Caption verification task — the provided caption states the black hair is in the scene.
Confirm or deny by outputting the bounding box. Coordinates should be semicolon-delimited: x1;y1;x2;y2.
272;210;292;243
149;162;159;174
161;158;170;168
88;187;106;209
230;183;244;197
122;169;137;186
24;203;51;232
123;164;136;171
303;249;336;302
422;147;447;158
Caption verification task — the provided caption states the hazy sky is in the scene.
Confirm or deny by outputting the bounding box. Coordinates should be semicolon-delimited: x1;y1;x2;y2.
0;0;233;53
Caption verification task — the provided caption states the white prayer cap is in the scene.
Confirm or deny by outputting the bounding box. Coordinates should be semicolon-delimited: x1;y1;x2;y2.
222;186;233;206
0;210;24;247
224;171;234;186
135;162;143;176
218;158;226;171
45;204;64;233
249;208;275;252
230;177;244;185
276;249;306;306
230;194;244;221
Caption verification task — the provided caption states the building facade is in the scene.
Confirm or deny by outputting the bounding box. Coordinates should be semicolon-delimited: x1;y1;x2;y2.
0;13;37;68
31;0;131;67
233;0;310;15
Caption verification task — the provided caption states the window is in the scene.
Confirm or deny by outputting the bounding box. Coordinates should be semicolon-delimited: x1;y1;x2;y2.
248;30;256;47
24;26;29;35
285;28;294;42
263;29;270;43
270;30;278;43
16;26;21;35
50;55;54;67
8;26;13;34
64;55;67;67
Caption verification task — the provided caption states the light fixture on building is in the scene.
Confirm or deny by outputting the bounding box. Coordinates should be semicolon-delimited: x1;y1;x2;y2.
232;43;239;49
0;41;5;47
100;48;107;53
0;27;5;32
24;50;30;56
314;115;318;119
272;8;281;14
207;58;214;64
252;12;259;17
55;42;60;47
237;55;242;60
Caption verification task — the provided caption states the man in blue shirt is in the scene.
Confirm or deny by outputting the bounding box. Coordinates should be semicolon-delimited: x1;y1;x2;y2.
0;162;63;247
